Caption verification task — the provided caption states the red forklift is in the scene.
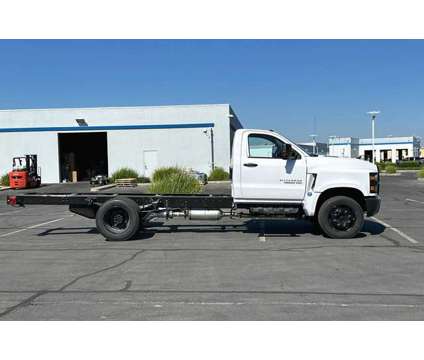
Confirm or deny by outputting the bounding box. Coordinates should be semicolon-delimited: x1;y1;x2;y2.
8;154;41;189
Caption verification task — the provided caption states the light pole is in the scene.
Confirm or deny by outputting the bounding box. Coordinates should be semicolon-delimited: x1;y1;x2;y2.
367;111;380;164
203;128;215;171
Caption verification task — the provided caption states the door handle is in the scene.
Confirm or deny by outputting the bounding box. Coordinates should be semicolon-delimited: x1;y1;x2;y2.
243;163;258;167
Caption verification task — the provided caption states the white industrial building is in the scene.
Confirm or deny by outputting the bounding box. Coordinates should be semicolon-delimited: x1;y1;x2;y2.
358;137;421;162
328;137;360;158
328;135;421;162
0;104;242;183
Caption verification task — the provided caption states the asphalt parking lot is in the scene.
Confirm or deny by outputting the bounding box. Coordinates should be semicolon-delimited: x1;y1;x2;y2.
0;174;424;320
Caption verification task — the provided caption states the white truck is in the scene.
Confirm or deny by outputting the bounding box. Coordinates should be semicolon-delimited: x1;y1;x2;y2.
7;128;381;240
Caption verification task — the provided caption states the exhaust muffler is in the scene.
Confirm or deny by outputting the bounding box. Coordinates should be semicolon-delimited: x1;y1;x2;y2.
188;209;223;220
158;209;224;220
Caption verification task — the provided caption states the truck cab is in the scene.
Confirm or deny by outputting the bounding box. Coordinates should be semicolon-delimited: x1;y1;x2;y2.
231;129;381;238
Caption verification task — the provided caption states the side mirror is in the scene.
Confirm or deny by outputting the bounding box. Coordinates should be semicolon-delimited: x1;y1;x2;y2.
281;143;292;160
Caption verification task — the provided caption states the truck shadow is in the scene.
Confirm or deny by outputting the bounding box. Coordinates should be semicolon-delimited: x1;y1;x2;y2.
37;226;155;241
36;219;385;241
37;227;99;236
138;218;385;239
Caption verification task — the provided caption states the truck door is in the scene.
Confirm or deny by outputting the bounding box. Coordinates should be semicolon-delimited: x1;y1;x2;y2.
240;133;307;200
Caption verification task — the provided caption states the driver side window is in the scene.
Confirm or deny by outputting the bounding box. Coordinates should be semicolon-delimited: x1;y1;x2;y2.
248;134;285;159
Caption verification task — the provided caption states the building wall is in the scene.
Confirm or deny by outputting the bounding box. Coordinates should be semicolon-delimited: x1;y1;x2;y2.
328;136;421;163
328;137;359;158
0;131;59;182
229;106;243;155
0;104;241;183
358;137;420;162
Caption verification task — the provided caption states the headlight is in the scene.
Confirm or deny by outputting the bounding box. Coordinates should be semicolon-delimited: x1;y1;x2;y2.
369;172;379;194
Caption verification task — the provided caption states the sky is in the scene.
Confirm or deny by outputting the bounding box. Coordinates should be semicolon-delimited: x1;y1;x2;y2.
0;40;423;142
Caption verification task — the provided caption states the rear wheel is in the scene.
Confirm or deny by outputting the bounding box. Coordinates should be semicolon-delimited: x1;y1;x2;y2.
96;197;140;241
317;196;364;239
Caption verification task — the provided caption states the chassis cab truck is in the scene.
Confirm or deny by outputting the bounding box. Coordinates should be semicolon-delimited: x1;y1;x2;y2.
7;129;381;240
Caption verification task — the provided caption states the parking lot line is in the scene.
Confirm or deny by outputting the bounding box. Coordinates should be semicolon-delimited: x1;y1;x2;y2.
371;216;419;244
405;198;424;205
0;217;70;238
32;299;424;308
0;210;25;216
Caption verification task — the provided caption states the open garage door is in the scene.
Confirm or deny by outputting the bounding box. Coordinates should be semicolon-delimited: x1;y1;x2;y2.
58;132;108;182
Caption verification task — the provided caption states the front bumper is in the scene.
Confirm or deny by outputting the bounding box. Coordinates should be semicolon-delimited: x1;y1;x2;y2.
365;195;381;216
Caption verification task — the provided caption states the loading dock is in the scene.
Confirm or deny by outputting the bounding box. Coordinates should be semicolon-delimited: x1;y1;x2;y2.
58;132;108;182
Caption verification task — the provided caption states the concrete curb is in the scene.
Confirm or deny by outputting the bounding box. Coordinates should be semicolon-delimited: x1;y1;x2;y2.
417;178;424;182
0;186;11;191
380;173;401;176
136;181;229;185
207;180;231;184
90;183;117;192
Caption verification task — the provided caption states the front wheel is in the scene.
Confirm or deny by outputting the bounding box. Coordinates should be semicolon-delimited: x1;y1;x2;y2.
317;196;364;239
96;197;140;241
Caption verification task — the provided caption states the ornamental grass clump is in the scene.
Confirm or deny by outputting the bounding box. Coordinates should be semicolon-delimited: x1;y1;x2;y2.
151;166;181;183
208;167;230;181
385;164;397;174
149;168;201;194
110;167;140;183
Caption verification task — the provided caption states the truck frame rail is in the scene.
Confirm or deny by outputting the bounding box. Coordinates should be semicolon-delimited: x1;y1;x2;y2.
7;192;234;209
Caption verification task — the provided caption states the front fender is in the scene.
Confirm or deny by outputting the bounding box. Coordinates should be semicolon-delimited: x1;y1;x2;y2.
314;181;368;195
302;183;367;217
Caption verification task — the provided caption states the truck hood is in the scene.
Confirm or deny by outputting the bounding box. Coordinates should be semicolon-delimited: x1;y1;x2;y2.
306;156;378;173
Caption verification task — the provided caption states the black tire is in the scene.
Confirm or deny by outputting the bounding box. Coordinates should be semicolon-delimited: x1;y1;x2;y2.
96;197;140;241
311;216;323;235
317;196;364;239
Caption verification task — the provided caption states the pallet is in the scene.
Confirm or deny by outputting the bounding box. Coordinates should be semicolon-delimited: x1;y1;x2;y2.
115;178;138;187
116;183;137;188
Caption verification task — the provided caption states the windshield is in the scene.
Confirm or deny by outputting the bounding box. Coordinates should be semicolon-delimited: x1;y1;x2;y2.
302;149;319;157
295;143;318;157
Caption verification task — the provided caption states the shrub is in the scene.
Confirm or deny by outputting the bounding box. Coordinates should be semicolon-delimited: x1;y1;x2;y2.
110;167;140;183
418;168;424;179
208;167;230;181
151;166;181;183
377;162;386;171
149;169;201;194
385;164;397;174
397;161;421;169
1;173;10;186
